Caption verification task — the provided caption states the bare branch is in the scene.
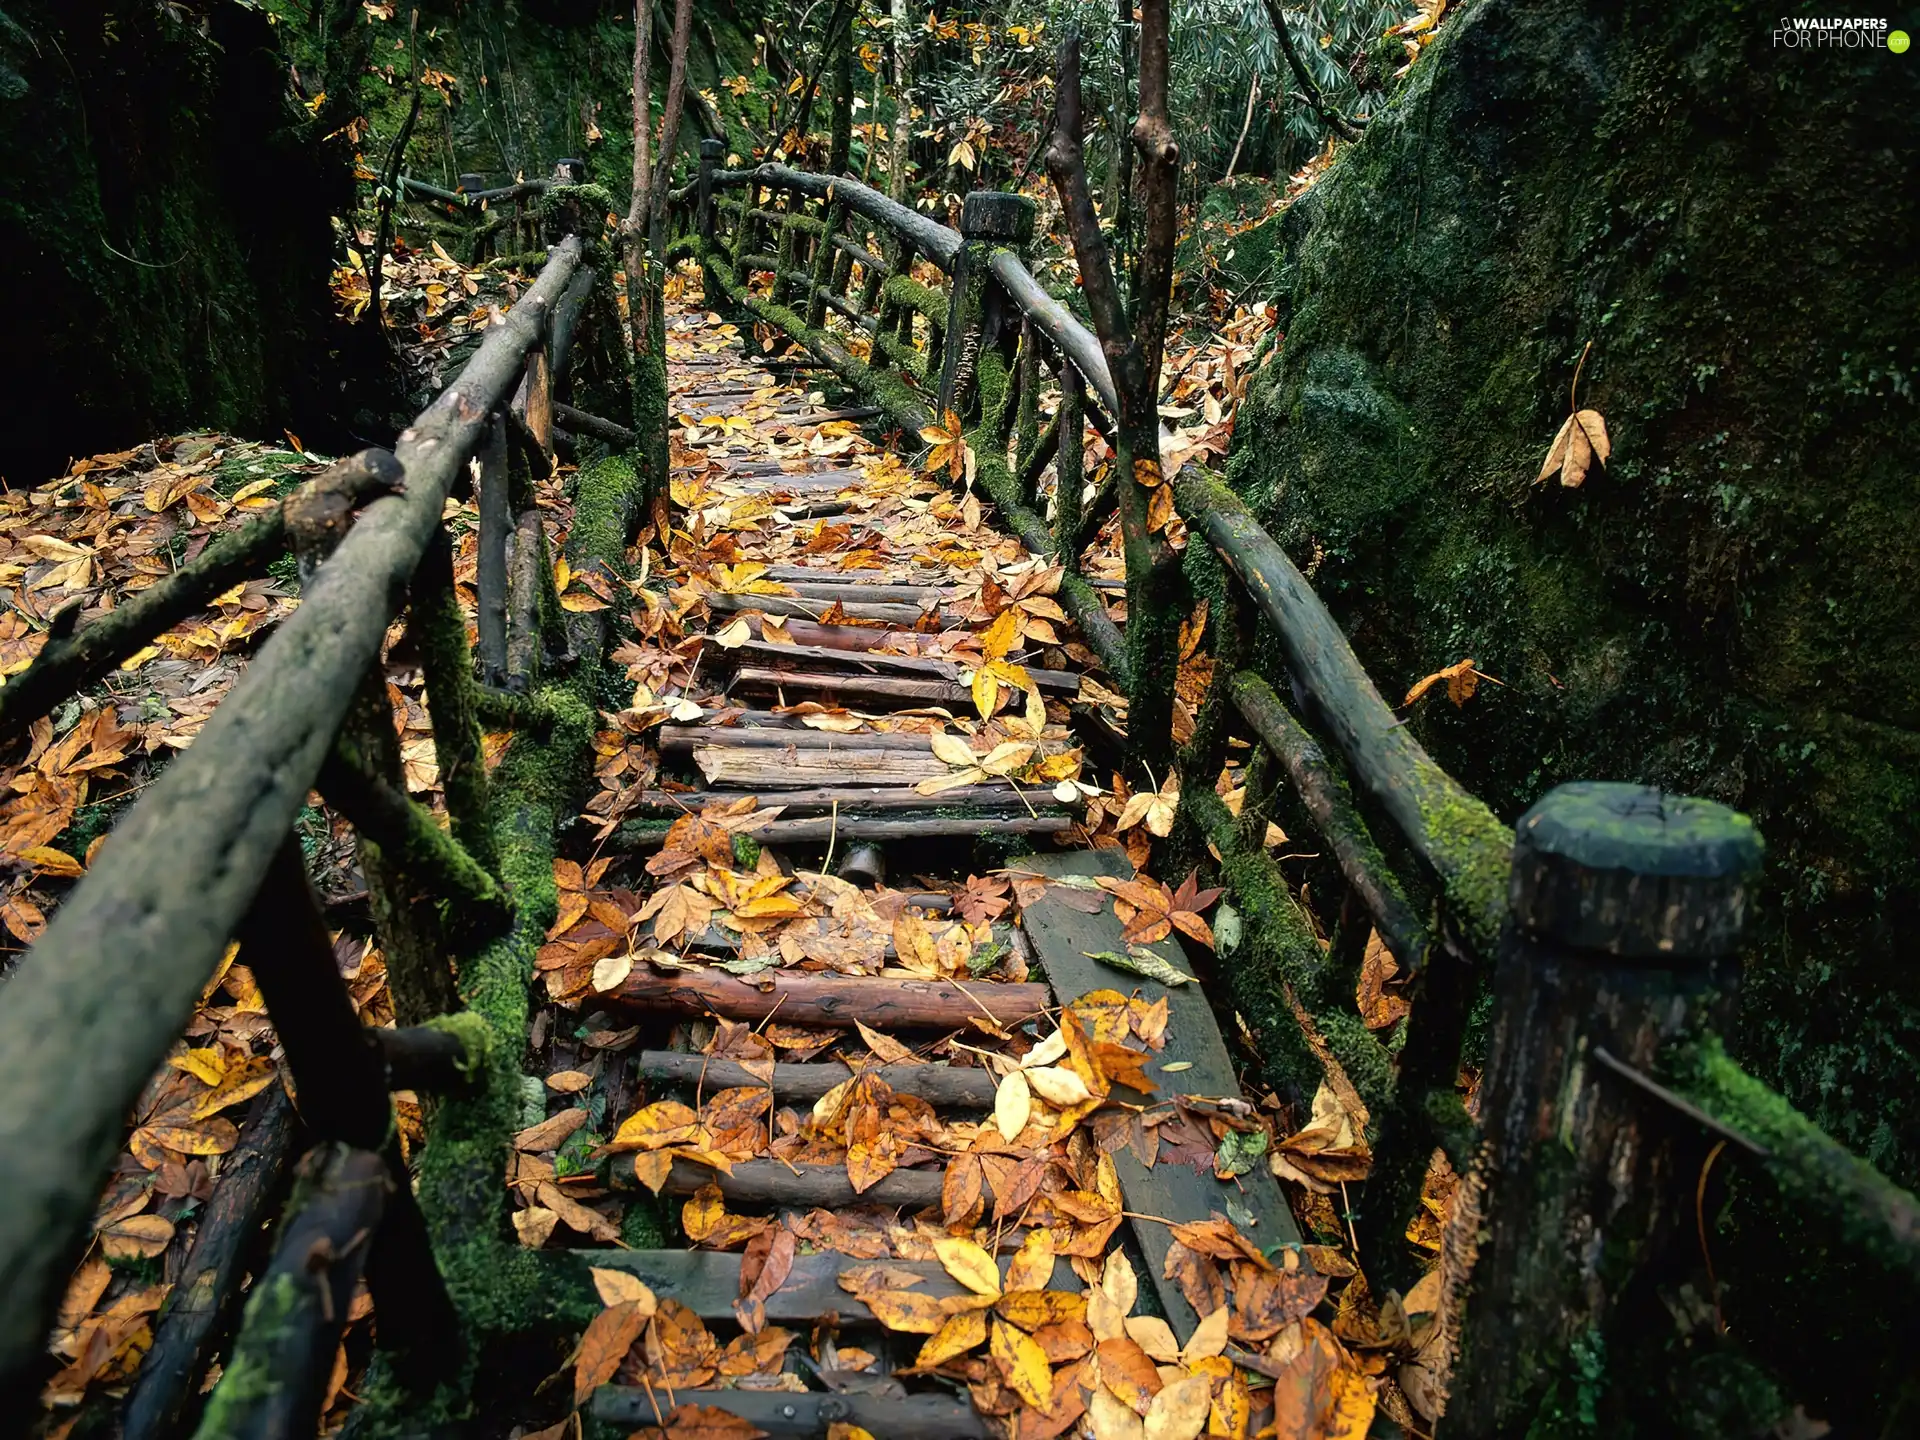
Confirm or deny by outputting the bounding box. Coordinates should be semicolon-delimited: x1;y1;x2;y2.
1129;0;1180;399
1261;0;1363;143
647;0;696;246
1042;30;1128;357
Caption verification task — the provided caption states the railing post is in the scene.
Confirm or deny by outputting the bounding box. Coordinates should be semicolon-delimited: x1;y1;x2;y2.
1447;782;1763;1431
939;190;1036;419
697;138;724;243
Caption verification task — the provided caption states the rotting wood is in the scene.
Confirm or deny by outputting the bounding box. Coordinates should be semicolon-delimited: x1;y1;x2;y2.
593;1386;988;1438
1017;848;1302;1341
638;1158;945;1208
661;725;937;752
633;1052;999;1105
617;811;1071;850
692;746;948;789
554;401;638;449
121;1088;299;1440
572;1249;1074;1324
606;968;1052;1029
188;1144;388;1439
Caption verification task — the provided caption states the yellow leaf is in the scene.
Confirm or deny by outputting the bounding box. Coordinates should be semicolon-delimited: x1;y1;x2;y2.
865;1288;948;1334
933;1236;1001;1298
513;1206;558;1248
169;1048;227;1087
994;1069;1032;1142
1322;1365;1378;1439
99;1213;175;1260
1089;1388;1147;1440
972;667;1000;721
1180;1303;1229;1363
1125;1315;1181;1362
1026;1065;1093;1107
1143;1374;1212;1440
930;731;977;767
589;1268;659;1317
914;1307;987;1367
981;608;1020;661
991;1316;1054;1409
1004;1230;1055;1292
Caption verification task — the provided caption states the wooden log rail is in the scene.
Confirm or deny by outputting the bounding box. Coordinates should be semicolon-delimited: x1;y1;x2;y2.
663;151;1920;1404
0;214;609;1427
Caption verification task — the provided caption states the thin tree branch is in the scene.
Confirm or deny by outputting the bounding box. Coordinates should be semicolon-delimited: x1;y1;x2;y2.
646;0;696;249
1260;0;1362;142
1225;75;1260;179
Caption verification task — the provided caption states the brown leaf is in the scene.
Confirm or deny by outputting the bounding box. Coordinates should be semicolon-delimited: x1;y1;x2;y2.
1096;1335;1164;1414
573;1300;647;1406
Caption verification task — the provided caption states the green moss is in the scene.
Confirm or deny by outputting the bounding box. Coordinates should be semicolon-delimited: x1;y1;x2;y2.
190;1272;302;1437
1229;4;1919;1409
881;275;948;329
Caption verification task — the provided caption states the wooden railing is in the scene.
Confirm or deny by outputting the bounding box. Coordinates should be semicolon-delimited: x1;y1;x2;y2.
0;201;632;1430
667;150;1920;1424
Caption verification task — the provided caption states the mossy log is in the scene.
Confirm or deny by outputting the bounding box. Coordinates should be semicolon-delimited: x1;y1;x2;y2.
0;236;585;1418
315;745;512;943
1175;470;1511;952
748;163;961;269
188;1144;388;1440
1230;672;1428;970
1664;1034;1920;1283
121;1087;298;1440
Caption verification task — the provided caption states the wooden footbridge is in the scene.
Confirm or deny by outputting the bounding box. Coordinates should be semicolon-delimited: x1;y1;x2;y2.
0;149;1912;1440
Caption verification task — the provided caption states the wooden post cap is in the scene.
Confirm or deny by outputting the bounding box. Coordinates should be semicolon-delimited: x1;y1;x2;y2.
1510;782;1764;961
959;191;1037;245
700;138;727;159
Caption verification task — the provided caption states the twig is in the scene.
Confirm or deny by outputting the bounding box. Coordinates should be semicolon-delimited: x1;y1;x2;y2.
1259;0;1363;142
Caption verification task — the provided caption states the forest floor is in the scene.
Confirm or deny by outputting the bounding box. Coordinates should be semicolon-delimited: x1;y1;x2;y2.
6;255;1446;1439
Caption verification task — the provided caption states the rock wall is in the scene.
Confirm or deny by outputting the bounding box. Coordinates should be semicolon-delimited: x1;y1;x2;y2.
1227;0;1917;1422
0;0;356;483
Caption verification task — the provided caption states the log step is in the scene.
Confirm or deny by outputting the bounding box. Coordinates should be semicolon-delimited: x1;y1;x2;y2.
620;812;1071;849
691;745;946;788
661;725;936;753
719;639;1081;693
568;1250;1075;1326
633;1052;999;1106
625;782;1056;814
707;590;964;627
592;1387;989;1438
606;969;1053;1030
643;1158;947;1208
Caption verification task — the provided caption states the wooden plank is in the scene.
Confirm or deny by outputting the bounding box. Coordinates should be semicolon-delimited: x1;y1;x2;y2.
707;590;964;627
625;783;1054;814
634;1052;999;1106
570;1250;1067;1326
606;1159;947;1208
664;726;935;752
725;640;1081;694
1017;848;1303;1341
607;968;1054;1030
692;747;943;788
622;812;1072;848
594;1387;988;1438
730;668;976;709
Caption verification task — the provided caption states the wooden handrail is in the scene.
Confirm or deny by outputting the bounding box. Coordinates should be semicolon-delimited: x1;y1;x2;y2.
0;236;587;1417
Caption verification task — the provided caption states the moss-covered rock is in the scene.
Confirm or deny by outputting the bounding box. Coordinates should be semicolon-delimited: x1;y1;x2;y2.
1229;0;1918;1422
0;0;361;480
